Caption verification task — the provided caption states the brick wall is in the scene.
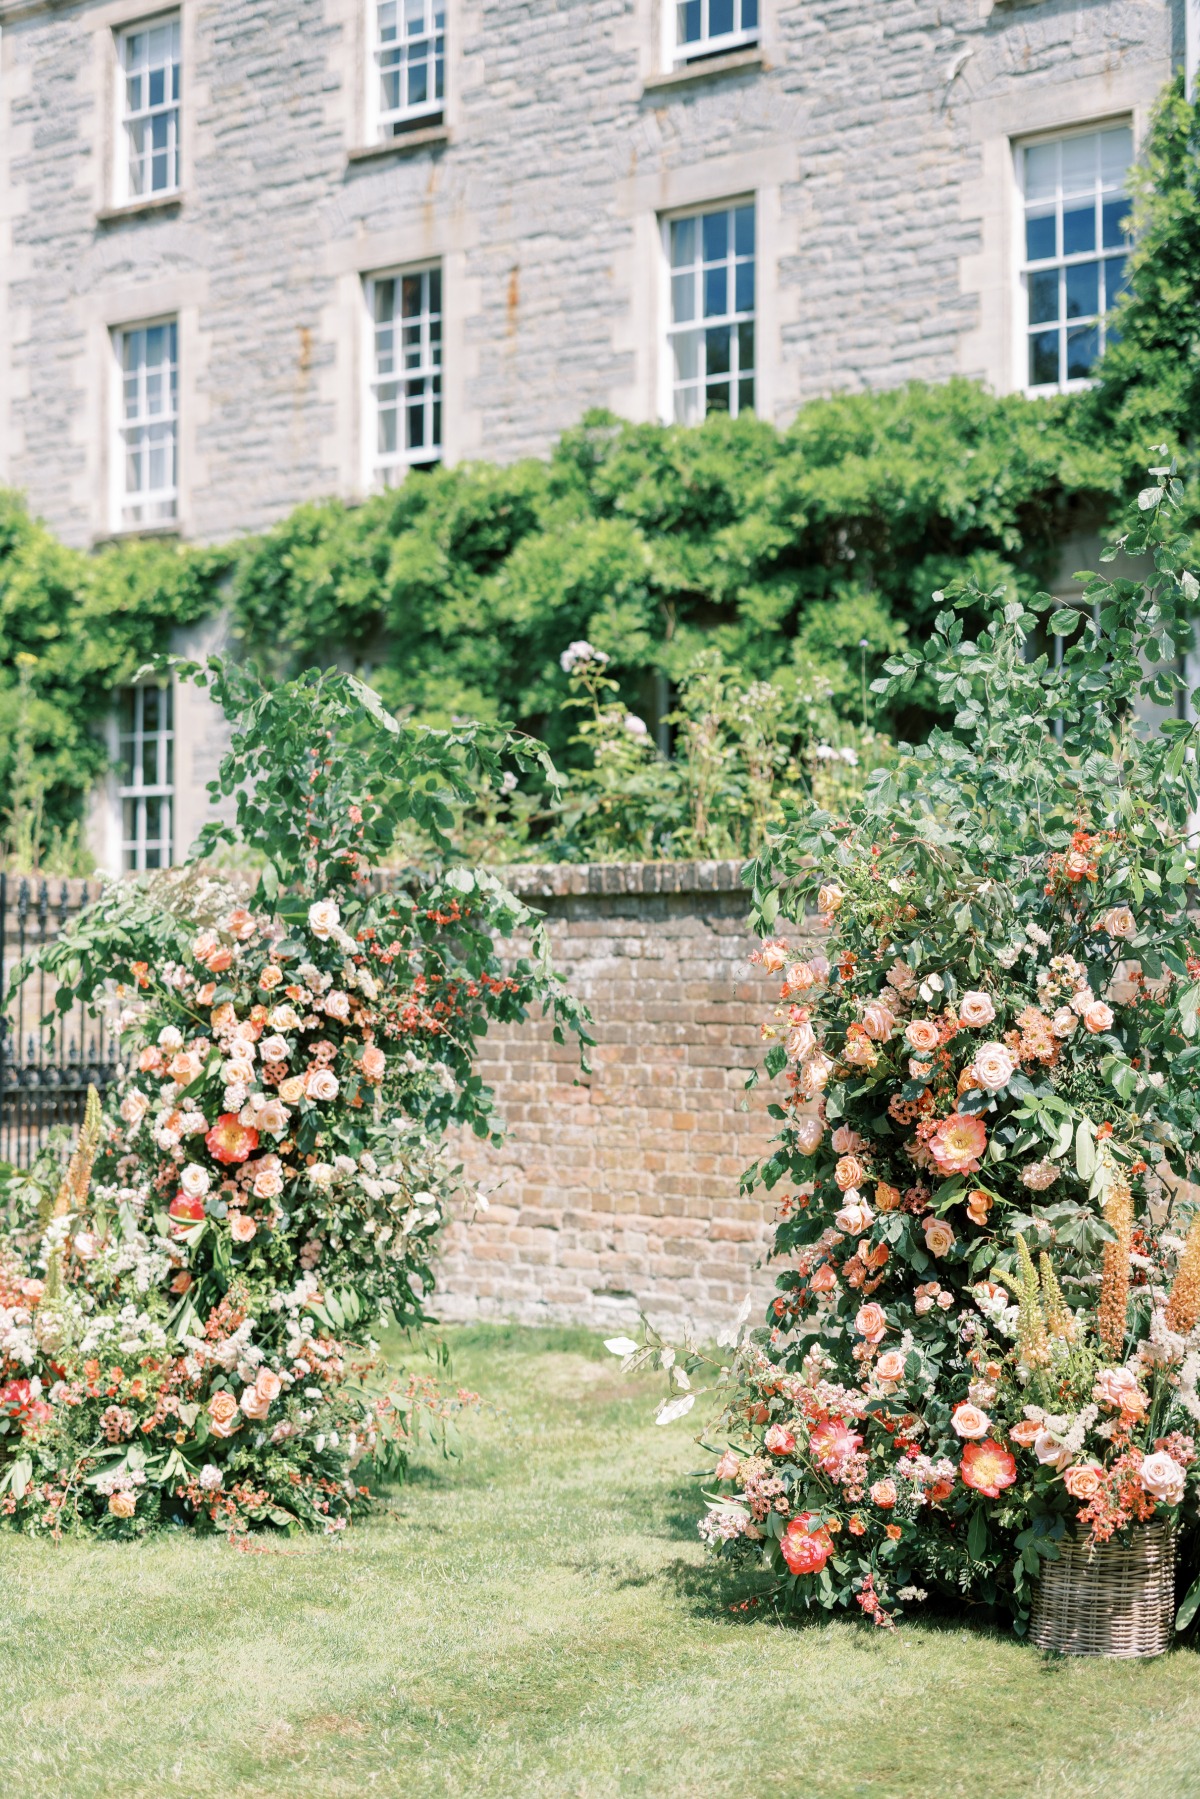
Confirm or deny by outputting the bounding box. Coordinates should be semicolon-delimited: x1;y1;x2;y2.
436;858;819;1336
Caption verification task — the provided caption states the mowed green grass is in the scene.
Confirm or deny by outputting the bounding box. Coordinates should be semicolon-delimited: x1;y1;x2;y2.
1;1324;1197;1799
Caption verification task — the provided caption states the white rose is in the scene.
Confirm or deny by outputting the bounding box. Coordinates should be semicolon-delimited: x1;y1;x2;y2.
157;1026;184;1051
180;1164;211;1199
304;1068;340;1103
972;1042;1015;1092
269;1005;302;1032
323;990;351;1021
958;991;996;1028
1050;1007;1078;1038
1102;906;1137;941
120;1090;150;1126
308;899;341;941
308;1162;335;1189
1140;1451;1187;1505
260;1035;290;1064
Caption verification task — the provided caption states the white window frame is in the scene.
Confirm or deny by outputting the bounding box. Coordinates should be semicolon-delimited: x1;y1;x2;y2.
117;682;174;872
369;0;446;140
671;0;759;65
1017;120;1133;396
111;317;179;531
114;12;182;204
363;266;443;486
661;198;756;426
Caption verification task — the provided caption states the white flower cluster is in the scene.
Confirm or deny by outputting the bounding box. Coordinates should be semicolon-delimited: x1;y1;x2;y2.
698;1502;753;1545
559;639;609;673
79;1303;167;1359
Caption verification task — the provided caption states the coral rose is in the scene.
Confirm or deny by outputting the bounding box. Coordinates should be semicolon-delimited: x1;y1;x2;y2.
763;1423;796;1455
971;1042;1015;1092
108;1491;137;1519
870;1479;897;1509
958;991;996;1028
928;1113;986;1175
905;1019;941;1053
225;906;256;940
1140;1451;1186;1504
1083;1000;1114;1034
1062;1463;1105;1501
874;1349;906;1386
923;1216;956;1258
855;1302;887;1342
229;1213;258;1243
951;1403;991;1440
208;1391;242;1438
793;1116;823;1156
809;1265;838;1294
861;1001;895;1043
966;1189;991;1226
759;940;788;974
361;1045;387;1083
780;1513;833;1576
874;1181;902;1213
205;1113;259;1165
960;1439;1017;1498
835;1155;866;1192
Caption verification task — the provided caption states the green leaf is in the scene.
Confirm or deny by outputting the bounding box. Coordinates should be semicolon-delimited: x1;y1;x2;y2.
1074;1116;1096;1182
967;1507;988;1561
1177;1574;1200;1633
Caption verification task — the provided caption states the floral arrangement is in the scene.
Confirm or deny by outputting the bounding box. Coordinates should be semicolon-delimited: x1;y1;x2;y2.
0;662;586;1536
617;468;1200;1631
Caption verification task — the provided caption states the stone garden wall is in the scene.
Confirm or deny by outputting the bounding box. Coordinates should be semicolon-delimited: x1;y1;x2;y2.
438;859;820;1337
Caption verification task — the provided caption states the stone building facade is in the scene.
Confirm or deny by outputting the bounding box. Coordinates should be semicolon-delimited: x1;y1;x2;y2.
0;0;1190;557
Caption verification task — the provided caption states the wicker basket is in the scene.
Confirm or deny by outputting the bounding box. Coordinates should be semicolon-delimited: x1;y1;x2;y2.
1029;1522;1176;1658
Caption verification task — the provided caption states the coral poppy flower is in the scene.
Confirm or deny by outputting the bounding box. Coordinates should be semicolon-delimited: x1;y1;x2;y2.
205;1113;260;1165
809;1418;863;1474
168;1193;205;1236
960;1438;1017;1498
780;1513;834;1576
928;1113;988;1175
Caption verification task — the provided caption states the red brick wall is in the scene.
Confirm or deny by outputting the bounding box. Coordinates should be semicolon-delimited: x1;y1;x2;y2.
437;861;818;1337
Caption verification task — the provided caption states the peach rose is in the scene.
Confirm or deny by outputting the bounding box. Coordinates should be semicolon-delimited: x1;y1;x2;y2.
361;1045;387;1083
1094;1367;1146;1415
108;1491;137;1519
255;1368;283;1405
256;1098;289;1136
958;991;996;1028
855;1302;887;1342
835;1155;866;1192
874;1349;906;1385
1062;1463;1105;1501
870;1478;897;1509
759;940;788;974
817;884;844;916
786;1020;817;1063
119;1090;150;1127
304;1067;340;1102
784;962;815;993
259;966;283;992
1050;1006;1078;1037
763;1423;796;1455
972;1042;1015;1092
225;907;256;941
278;1076;306;1105
861;1001;895;1043
1140;1451;1186;1504
229;1213;258;1243
842;1033;878;1069
239;1384;271;1422
222;1056;255;1087
1034;1430;1070;1470
835;1196;875;1236
794;1117;823;1156
809;1265;839;1294
905;1019;941;1053
800;1054;834;1094
323;989;351;1021
1101;906;1137;940
874;1181;902;1213
923;1216;956;1258
966;1189;991;1227
1083;1000;1114;1034
137;1046;163;1074
208;1391;242;1438
1009;1419;1042;1448
251;1161;283;1201
714;1449;740;1481
260;1034;290;1064
951;1403;991;1440
205;946;234;975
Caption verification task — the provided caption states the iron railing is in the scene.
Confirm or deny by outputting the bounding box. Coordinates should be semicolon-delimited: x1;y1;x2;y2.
0;873;120;1166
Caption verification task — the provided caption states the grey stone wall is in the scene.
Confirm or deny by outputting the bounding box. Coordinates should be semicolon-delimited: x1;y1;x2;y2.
0;0;1178;548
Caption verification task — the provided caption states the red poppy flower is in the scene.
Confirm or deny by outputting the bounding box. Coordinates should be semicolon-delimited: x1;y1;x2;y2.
781;1513;834;1576
960;1438;1017;1499
205;1113;260;1165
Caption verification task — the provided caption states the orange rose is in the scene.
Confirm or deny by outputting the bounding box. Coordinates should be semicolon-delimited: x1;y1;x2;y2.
855;1302;887;1342
905;1020;941;1053
874;1181;902;1213
835;1154;866;1192
208;1391;242;1438
1062;1463;1104;1500
1009;1419;1042;1448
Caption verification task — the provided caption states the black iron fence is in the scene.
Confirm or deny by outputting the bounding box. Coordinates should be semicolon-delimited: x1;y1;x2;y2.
0;873;119;1166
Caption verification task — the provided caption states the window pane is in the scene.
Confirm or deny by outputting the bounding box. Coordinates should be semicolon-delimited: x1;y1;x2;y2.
1024;142;1058;203
677;0;701;43
1065;260;1099;320
737;376;755;414
706;324;731;377
1100;125;1132;184
1060;133;1096;194
703;264;727;316
671;216;696;268
734;205;754;257
671;271;695;324
710;0;734;34
1028;270;1058;326
1025;212;1056;262
673;329;700;383
674;384;702;425
1101;198;1128;249
1104;255;1128;305
1065;323;1099;381
734;257;754;311
743;0;758;26
1062;203;1095;256
702;210;728;262
705;378;731;414
737;320;754;372
1029;330;1059;387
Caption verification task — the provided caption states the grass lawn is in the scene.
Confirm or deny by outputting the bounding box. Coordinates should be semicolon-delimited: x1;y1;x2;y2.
1;1323;1197;1799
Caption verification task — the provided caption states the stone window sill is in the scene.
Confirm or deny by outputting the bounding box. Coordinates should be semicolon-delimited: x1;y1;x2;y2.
348;124;451;164
93;522;182;547
641;48;764;96
96;193;183;226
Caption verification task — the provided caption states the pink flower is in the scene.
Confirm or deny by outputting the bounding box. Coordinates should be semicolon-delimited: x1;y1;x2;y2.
794;1116;823;1156
1140;1451;1187;1504
971;1042;1015;1091
874;1349;906;1386
870;1478;897;1509
763;1423;796;1455
255;1368;283;1405
208;1391;242;1438
958;991;996;1028
256;1098;289;1136
860;1001;895;1043
855;1303;887;1343
1051;1006;1078;1037
835;1195;875;1236
960;1440;1016;1498
809;1418;863;1474
361;1046;387;1083
786;1020;817;1063
1083;1001;1114;1034
923;1216;956;1258
759;940;788;974
713;1449;740;1481
229;1213;258;1243
905;1019;941;1053
239;1383;271;1421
